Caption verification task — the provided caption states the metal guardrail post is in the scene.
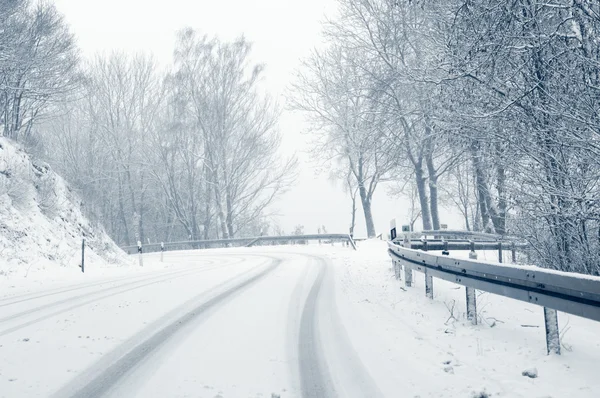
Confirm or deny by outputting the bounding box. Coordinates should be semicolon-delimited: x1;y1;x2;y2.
422;238;433;298
544;308;561;354
403;238;413;287
397;260;402;281
404;265;413;287
387;240;600;354
393;260;401;280
466;287;477;325
425;269;433;299
466;240;478;322
442;239;449;256
469;240;477;259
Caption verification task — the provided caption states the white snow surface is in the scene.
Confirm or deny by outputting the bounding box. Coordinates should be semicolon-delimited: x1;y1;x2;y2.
0;138;129;278
0;241;598;397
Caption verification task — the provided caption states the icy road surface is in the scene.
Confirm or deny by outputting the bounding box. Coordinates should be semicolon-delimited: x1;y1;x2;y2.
1;241;599;397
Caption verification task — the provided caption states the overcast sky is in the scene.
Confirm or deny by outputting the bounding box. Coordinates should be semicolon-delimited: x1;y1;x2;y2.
52;0;457;236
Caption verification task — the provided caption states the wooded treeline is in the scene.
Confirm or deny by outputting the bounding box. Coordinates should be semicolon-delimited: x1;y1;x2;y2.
293;0;600;274
1;1;293;246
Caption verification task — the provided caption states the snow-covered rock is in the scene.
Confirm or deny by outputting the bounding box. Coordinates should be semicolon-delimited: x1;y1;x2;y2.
0;137;129;277
522;367;538;378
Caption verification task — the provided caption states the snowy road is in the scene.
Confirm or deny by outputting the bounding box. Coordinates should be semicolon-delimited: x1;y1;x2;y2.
0;249;383;398
1;243;600;397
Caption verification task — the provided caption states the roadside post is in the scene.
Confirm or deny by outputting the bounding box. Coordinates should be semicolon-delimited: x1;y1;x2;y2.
81;238;85;273
137;240;143;267
442;239;449;256
401;225;412;287
466;240;478;324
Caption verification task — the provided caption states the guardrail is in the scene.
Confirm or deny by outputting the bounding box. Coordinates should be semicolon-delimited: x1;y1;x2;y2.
121;233;356;255
394;230;530;260
248;234;356;250
388;240;600;355
418;229;522;241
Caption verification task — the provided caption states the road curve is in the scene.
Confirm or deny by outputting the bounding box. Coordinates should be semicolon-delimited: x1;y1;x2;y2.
53;259;280;398
0;258;245;337
0;249;385;398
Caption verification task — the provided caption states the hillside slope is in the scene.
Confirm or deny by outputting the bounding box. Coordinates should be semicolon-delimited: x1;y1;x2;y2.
0;137;129;276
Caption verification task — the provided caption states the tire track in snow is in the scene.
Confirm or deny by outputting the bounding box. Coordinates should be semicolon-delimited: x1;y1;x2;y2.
286;256;311;396
52;257;281;398
0;260;243;337
299;256;383;398
298;258;336;398
0;255;238;306
0;265;210;322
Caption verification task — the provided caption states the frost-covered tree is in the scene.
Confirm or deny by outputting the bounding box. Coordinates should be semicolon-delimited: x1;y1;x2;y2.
0;0;79;143
302;0;600;273
291;45;393;238
43;31;293;245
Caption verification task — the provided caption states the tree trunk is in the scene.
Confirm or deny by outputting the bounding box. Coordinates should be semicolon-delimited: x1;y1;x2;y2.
203;210;211;240
473;191;482;232
124;165;141;240
225;187;235;239
423;122;440;230
204;167;212;240
471;141;494;232
415;165;433;230
117;175;130;246
464;207;471;231
495;143;507;235
138;173;145;244
213;168;229;239
484;189;501;234
425;152;440;230
356;155;376;238
349;190;357;237
358;184;376;238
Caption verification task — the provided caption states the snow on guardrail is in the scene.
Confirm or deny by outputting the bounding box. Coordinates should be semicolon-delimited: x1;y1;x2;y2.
121;234;357;255
388;240;600;355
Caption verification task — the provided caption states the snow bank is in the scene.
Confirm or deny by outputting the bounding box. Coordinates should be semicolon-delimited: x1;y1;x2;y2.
0;138;130;279
328;239;600;397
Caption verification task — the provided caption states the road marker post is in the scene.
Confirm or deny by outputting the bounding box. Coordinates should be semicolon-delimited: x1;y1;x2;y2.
389;219;397;241
81;238;85;273
137;241;143;267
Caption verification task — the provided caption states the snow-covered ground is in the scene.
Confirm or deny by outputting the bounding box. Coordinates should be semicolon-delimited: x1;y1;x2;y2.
0;137;128;277
0;241;598;397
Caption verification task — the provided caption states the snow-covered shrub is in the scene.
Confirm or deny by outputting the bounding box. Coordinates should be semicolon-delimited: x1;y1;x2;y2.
0;152;34;211
36;173;60;218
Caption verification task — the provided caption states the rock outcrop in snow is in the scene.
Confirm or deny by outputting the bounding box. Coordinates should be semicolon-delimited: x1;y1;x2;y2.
0;137;128;275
